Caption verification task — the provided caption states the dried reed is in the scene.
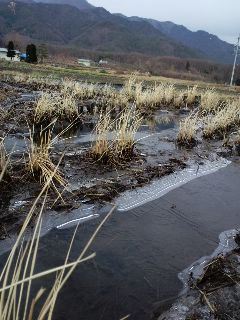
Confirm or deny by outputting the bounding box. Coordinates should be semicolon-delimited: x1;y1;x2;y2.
177;112;198;146
27;127;66;193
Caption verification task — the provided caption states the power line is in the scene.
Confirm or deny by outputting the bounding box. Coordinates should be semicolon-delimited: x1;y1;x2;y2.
230;35;240;86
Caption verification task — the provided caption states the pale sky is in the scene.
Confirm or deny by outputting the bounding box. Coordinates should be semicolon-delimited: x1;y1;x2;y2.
88;0;240;44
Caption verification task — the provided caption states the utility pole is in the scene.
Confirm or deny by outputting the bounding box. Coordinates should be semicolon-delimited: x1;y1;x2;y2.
230;35;240;86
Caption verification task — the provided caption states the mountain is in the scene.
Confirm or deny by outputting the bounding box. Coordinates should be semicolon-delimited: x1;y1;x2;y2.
0;0;34;3
0;1;200;59
34;0;93;10
0;0;234;64
127;16;234;64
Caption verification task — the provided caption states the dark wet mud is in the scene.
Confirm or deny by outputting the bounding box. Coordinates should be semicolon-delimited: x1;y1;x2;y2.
0;163;238;319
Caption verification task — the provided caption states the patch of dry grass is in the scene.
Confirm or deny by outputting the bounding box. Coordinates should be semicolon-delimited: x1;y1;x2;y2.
203;101;240;138
34;89;78;124
163;83;175;105
200;88;222;113
0;140;9;181
184;85;198;106
34;92;56;123
90;111;113;162
173;91;185;108
113;106;142;161
91;106;142;164
0;107;7;124
134;82;176;109
177;112;198;146
27;127;66;193
62;80;99;100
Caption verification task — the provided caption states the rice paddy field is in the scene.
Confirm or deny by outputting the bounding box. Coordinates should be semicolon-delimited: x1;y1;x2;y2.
0;64;240;319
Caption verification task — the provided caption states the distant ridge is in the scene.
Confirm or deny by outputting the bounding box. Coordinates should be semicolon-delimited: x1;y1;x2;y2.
126;16;234;64
0;1;200;59
34;0;93;10
147;19;234;64
0;0;234;64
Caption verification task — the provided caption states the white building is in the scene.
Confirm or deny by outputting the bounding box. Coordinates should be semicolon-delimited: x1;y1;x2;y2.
77;58;92;67
0;48;21;62
0;48;8;60
99;59;108;65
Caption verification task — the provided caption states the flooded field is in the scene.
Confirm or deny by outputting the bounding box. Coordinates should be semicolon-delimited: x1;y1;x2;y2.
0;75;240;319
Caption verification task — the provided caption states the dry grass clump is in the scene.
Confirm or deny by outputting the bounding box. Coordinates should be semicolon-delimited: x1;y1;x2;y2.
233;130;240;155
101;83;118;98
96;86;129;111
112;93;129;109
123;79;195;110
34;90;78;124
90;111;113;162
62;79;123;103
91;106;142;164
27;128;66;192
61;80;128;112
163;83;175;104
61;77;179;112
173;91;185;108
134;82;175;109
146;114;174;129
0;107;7;124
58;87;79;120
62;80;100;100
200;88;221;113
203;101;240;138
113;107;142;160
177;95;240;146
135;82;155;108
34;92;56;123
2;73;60;88
121;75;138;100
184;85;199;106
0;140;10;181
177;112;198;146
2;73;29;84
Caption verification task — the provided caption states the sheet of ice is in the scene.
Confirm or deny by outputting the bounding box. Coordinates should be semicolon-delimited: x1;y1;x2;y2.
179;229;239;290
0;204;101;256
116;158;231;212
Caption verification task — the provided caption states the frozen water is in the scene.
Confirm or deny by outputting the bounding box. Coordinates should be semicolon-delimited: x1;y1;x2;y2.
116;158;231;211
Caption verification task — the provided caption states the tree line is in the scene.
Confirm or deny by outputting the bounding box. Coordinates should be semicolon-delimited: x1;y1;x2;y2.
7;41;48;63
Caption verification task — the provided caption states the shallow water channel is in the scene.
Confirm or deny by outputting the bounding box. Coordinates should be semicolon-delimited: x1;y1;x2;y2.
37;162;239;320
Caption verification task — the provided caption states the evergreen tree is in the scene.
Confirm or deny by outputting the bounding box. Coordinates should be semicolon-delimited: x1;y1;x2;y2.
186;61;190;72
38;43;48;63
26;44;38;63
7;41;16;60
0;38;4;47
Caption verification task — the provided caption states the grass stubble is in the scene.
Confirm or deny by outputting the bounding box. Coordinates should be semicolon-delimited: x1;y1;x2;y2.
0;140;9;182
90;106;142;165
